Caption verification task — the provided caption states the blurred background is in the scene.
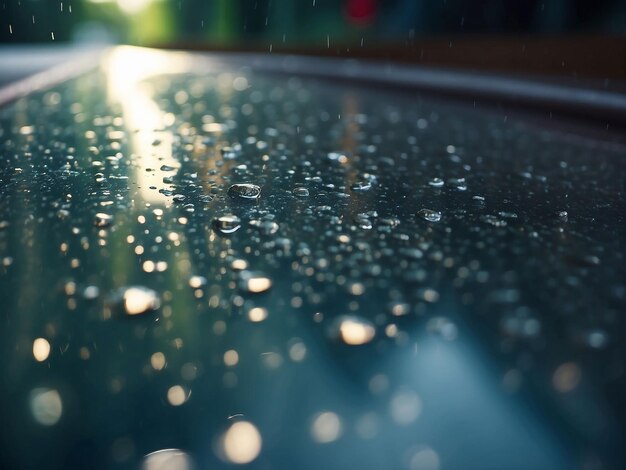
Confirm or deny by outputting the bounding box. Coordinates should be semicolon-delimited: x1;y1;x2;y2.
0;0;625;80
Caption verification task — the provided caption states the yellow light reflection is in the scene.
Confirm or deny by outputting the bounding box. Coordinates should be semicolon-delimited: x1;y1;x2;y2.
104;47;191;206
337;317;376;345
32;337;51;362
220;421;262;464
117;0;153;14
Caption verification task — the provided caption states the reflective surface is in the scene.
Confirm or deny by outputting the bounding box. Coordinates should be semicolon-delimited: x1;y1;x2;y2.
0;47;624;470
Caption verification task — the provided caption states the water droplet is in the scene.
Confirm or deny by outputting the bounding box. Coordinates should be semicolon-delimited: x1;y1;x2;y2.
418;209;441;222
214;215;241;234
94;213;113;227
219;421;262;464
30;388;62;426
351;181;372;191
248;307;268;322
390;389;422;425
239;271;272;293
293;187;310;197
250;220;279;235
32;338;51;362
552;362;581;393
228;183;261;201
332;315;376;345
106;286;161;317
142;449;194;470
583;328;608;349
481;214;507;227
189;275;207;289
428;178;444;187
447;177;467;191
167;385;188;406
409;447;440;470
311;411;342;443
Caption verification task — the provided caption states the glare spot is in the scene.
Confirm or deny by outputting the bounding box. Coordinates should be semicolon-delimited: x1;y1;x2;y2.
30;388;62;426
334;316;376;345
167;385;188;406
123;287;161;315
410;446;440;470
240;272;272;293
117;0;153;15
248;307;268;322
311;411;342;443
188;276;207;289
390;389;422;425
223;350;239;367
142;449;193;470
552;362;581;393
151;352;166;371
288;341;307;362
32;338;51;362
220;421;262;464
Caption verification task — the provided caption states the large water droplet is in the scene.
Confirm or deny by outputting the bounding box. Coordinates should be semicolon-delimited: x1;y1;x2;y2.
228;183;261;201
214;215;241;234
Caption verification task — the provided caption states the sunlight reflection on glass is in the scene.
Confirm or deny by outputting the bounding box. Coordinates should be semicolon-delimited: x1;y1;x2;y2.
105;47;190;206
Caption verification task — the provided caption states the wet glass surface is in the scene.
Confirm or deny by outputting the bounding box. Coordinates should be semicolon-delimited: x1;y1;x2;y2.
0;47;624;470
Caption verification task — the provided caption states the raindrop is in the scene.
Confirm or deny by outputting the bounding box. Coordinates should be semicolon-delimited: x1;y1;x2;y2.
390;389;422;426
142;449;194;470
583;328;608;349
94;213;113;227
239;271;272;293
311;411;342;443
409;447;440;470
32;338;51;362
293;187;310;197
105;286;161;317
214;215;241;234
447;177;467;191
351;181;372;191
481;215;507;227
251;219;279;235
218;421;262;464
331;315;376;345
228;183;261;201
30;388;62;426
189;275;207;289
418;209;441;222
428;178;444;187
